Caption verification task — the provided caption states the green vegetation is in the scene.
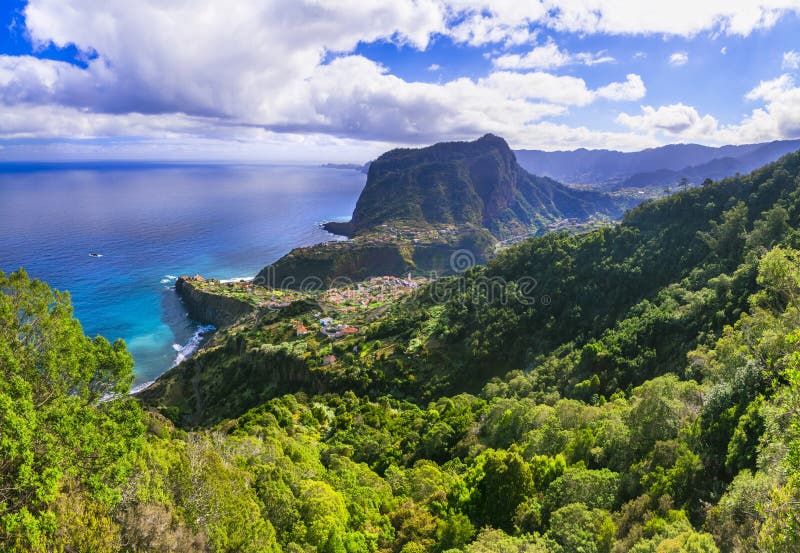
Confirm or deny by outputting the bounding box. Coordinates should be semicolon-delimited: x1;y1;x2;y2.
5;148;800;550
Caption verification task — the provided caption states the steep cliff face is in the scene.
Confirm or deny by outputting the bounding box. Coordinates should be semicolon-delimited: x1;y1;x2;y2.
175;276;255;327
344;134;627;239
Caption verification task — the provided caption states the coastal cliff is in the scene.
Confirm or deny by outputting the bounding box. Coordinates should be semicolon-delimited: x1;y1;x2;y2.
175;275;256;327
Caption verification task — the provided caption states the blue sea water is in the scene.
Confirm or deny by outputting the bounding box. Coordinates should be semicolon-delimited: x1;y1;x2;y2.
0;163;365;386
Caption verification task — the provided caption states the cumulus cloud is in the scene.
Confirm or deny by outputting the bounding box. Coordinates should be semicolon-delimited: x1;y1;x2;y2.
493;40;614;70
616;74;800;145
2;0;800;156
0;1;657;150
616;104;718;135
444;1;800;44
596;74;646;101
669;52;689;66
726;74;800;142
0;51;647;147
783;50;800;70
745;74;795;101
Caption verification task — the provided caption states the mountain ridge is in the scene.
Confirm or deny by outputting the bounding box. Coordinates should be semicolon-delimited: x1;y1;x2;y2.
515;138;800;189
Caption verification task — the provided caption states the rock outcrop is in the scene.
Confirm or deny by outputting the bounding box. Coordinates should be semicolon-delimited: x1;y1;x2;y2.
175;276;255;328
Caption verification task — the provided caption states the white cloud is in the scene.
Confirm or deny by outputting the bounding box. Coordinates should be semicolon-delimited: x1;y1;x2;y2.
745;74;795;101
443;1;800;44
616;103;718;135
3;0;799;157
493;40;614;70
596;74;646;101
721;46;727;55
0;51;647;147
722;74;800;142
783;50;800;70
427;64;441;71
0;1;655;150
616;74;800;146
479;71;644;105
669;52;689;66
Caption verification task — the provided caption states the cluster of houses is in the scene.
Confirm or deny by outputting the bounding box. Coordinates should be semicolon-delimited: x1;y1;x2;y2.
372;223;460;245
318;317;359;339
322;275;424;307
290;317;359;340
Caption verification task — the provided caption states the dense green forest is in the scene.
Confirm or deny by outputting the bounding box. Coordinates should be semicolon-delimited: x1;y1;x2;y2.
4;150;800;551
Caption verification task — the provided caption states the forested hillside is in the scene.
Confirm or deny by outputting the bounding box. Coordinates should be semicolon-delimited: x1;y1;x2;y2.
4;150;800;551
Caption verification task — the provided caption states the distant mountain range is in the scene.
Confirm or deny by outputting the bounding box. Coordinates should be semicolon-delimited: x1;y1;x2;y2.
515;139;800;191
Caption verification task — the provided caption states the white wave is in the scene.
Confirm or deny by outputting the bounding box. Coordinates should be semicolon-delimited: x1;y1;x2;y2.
171;324;216;367
161;274;180;285
129;380;155;395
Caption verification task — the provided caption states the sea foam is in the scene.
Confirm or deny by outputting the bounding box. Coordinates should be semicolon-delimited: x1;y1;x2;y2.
171;324;216;367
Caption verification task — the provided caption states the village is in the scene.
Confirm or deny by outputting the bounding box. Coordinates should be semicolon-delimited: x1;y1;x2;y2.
353;222;462;248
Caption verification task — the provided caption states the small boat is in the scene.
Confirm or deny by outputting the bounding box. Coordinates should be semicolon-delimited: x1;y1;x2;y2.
89;252;103;258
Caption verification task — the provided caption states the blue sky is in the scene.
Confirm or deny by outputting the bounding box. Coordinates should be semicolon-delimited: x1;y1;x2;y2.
1;1;800;162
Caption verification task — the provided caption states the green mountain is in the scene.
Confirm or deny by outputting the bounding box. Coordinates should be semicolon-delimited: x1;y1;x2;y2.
6;147;800;552
328;134;627;239
258;134;630;287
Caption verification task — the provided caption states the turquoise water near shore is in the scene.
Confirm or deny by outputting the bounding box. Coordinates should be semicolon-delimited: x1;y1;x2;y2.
0;163;364;385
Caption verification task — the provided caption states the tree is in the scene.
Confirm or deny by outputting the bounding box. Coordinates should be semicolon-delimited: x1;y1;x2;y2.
466;448;535;532
0;270;144;550
699;201;749;266
546;503;615;553
544;467;621;513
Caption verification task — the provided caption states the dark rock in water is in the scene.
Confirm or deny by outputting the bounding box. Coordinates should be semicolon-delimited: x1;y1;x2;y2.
322;220;354;237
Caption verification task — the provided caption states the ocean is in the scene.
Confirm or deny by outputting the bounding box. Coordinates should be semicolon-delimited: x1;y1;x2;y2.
0;163;365;387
